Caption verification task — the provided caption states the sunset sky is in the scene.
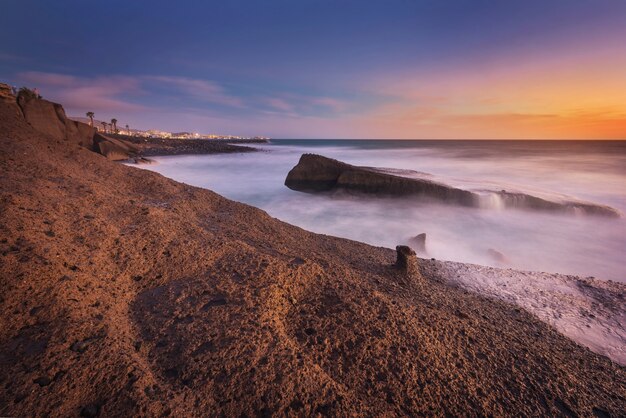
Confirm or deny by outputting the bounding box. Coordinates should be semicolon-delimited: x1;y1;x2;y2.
1;0;625;139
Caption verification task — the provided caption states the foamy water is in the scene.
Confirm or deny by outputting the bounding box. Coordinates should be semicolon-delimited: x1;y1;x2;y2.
137;140;626;364
141;140;626;282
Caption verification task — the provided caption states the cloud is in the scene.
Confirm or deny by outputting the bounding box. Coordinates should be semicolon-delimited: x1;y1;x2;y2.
346;104;626;139
309;97;349;113
145;76;244;108
13;71;248;116
17;71;144;112
263;97;295;113
259;93;351;117
15;66;624;139
0;52;27;63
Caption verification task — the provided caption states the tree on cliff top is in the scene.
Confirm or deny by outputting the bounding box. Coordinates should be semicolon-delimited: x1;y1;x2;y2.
17;87;38;101
100;121;107;133
86;112;94;127
111;118;118;133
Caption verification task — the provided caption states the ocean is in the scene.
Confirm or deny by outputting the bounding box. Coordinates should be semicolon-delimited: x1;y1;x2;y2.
141;140;626;282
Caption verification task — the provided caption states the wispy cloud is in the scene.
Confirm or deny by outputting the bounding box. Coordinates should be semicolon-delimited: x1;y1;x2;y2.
260;93;351;117
0;52;26;62
263;97;296;113
145;75;245;108
14;71;249;115
17;71;144;112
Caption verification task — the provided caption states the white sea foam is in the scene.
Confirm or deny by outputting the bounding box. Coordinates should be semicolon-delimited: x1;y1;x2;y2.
433;259;625;365
140;141;626;281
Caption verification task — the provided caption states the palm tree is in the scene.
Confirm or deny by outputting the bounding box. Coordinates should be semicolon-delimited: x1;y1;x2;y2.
111;118;118;133
125;124;130;135
86;112;94;127
100;121;107;133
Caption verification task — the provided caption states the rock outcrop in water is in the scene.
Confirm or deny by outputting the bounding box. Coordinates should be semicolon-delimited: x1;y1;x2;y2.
286;154;477;205
285;154;620;217
408;233;428;254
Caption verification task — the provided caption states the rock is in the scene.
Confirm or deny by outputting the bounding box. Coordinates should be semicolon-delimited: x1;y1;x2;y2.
408;233;427;254
395;245;422;280
70;339;91;353
80;404;100;417
15;95;140;160
493;190;619;218
93;133;140;161
33;376;51;387
17;96;97;149
487;249;509;264
285;154;477;206
285;154;620;217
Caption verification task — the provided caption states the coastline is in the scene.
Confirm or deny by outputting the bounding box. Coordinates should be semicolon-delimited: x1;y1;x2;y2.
118;133;266;158
132;147;626;364
1;97;625;416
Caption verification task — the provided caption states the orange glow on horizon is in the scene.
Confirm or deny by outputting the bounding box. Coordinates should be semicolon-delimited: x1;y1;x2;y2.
356;41;626;139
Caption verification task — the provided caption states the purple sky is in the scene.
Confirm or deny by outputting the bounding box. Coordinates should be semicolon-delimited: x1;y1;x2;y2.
2;0;625;138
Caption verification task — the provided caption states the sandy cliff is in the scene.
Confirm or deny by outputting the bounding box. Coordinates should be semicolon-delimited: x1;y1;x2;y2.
0;98;625;416
1;84;140;161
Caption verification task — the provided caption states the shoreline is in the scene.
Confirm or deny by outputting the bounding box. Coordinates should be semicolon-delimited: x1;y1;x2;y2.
116;133;267;158
136;152;626;365
1;95;625;416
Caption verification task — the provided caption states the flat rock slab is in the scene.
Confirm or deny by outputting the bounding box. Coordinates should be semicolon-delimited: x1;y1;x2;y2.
285;153;620;217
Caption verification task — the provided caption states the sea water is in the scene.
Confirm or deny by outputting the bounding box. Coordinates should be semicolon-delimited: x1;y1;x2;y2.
142;140;626;282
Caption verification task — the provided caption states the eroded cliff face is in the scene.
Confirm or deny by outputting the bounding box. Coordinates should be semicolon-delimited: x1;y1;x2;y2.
0;84;139;161
285;153;620;217
17;95;97;150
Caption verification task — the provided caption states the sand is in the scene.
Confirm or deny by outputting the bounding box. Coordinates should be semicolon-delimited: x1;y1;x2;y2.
1;99;625;417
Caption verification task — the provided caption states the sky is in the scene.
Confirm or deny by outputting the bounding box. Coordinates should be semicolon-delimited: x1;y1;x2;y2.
1;0;625;139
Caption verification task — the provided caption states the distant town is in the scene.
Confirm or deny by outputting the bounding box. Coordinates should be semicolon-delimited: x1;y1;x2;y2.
70;116;269;141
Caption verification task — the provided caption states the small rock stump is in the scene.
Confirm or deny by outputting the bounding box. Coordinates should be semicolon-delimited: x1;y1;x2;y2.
396;245;422;282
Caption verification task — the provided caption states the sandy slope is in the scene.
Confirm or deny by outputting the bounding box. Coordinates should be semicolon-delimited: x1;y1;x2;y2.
1;100;625;417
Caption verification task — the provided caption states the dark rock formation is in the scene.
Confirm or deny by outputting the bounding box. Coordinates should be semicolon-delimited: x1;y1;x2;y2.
493;190;619;217
121;134;257;158
285;154;620;217
93;133;141;161
487;248;509;264
408;233;427;254
285;154;477;206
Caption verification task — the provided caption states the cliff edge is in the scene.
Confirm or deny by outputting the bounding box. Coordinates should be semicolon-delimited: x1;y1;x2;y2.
1;83;140;161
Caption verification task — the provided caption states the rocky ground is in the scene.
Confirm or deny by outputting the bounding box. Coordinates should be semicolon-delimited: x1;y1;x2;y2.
118;134;264;158
1;98;625;417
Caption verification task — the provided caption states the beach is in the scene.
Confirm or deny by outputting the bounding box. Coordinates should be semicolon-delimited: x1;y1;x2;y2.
1;92;625;417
